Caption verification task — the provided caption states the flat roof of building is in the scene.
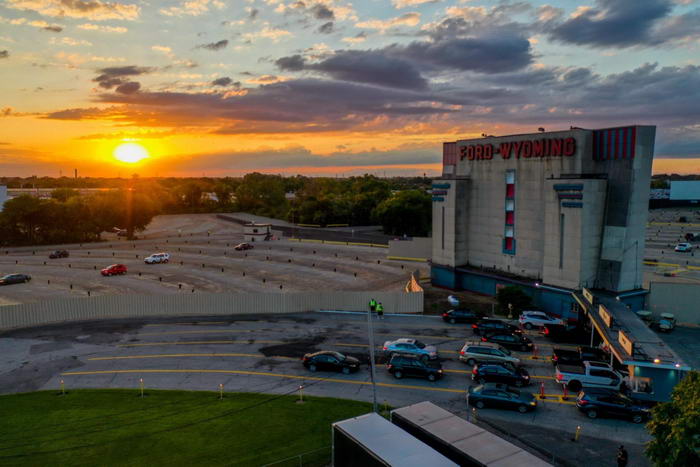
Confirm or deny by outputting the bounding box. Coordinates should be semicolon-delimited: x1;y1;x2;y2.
333;412;457;467
391;402;552;467
574;290;690;370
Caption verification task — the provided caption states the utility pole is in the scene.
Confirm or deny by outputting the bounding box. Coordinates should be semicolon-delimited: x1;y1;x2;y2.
366;308;378;413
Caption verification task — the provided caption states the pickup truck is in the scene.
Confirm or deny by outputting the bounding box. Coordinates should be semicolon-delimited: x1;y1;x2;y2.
551;345;609;366
555;361;624;392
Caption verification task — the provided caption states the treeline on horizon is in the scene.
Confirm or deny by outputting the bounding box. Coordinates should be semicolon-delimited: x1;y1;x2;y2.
0;173;432;247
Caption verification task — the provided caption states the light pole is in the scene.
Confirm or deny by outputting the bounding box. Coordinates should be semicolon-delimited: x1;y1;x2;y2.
366;308;378;413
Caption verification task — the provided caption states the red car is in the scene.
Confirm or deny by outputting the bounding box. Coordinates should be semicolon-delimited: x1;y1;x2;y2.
234;243;254;251
101;264;127;276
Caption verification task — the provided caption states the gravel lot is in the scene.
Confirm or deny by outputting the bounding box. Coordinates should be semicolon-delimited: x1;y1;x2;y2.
0;214;428;305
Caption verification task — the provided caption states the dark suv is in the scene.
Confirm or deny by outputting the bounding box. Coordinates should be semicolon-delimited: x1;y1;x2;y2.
481;332;533;351
576;389;650;423
442;309;482;324
49;250;69;259
387;354;443;381
471;363;530;387
472;319;521;336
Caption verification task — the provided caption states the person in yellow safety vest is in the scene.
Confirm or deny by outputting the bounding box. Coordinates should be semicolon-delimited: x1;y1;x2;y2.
376;302;384;319
369;298;377;312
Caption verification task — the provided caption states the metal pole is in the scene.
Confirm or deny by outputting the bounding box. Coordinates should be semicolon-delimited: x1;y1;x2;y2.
590;322;595;347
465;390;470;421
367;309;378;413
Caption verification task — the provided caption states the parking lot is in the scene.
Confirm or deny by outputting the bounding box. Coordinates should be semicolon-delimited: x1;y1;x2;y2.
0;214;427;305
0;312;651;466
644;207;700;286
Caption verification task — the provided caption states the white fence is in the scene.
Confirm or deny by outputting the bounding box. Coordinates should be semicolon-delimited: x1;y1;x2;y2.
0;291;423;331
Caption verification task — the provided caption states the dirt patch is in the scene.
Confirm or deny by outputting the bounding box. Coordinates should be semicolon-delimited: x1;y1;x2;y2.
258;336;326;358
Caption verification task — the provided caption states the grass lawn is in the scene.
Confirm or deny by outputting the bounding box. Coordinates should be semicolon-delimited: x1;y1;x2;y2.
0;389;372;466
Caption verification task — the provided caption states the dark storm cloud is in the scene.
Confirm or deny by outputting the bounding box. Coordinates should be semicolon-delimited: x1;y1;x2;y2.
396;34;533;74
93;65;154;89
197;39;228;51
317;21;333;34
115;81;140;94
275;54;306;72
310;4;334;20
212;77;236;87
0;50;8;59
549;0;672;47
309;50;428;90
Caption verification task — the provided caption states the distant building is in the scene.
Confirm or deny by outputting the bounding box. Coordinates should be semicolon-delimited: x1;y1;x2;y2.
0;186;7;212
243;223;271;242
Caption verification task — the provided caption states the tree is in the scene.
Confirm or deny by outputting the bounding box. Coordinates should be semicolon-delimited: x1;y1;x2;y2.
50;188;79;202
646;371;700;467
496;286;532;316
372;190;431;236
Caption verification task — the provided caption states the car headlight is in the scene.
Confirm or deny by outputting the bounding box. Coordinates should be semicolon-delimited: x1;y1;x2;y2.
530;401;537;406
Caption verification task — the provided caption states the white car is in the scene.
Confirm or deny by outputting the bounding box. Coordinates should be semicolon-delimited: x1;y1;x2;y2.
144;252;170;264
519;311;565;330
675;243;692;252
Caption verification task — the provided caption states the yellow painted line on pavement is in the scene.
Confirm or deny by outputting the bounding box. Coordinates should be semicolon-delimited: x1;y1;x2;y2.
139;330;255;337
88;353;296;361
386;256;428;262
60;369;466;394
443;369;470;374
143;322;228;327
649;221;700;227
118;340;286;348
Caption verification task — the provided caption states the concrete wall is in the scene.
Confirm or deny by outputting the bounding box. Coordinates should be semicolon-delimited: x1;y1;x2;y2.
0;291;424;331
388;237;431;260
647;282;700;325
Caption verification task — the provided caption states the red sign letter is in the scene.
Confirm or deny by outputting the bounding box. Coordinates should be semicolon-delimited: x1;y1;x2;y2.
500;142;512;159
563;137;576;156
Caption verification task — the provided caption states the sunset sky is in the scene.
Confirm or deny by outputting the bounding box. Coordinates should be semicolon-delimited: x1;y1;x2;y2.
1;0;699;177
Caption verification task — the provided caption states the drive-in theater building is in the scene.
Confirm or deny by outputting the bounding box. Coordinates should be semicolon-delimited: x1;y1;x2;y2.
431;125;691;401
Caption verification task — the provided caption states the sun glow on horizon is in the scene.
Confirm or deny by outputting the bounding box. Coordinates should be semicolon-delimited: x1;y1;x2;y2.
114;142;149;164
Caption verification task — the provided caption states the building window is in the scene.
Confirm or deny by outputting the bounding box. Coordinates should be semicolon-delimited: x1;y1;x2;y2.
503;170;516;255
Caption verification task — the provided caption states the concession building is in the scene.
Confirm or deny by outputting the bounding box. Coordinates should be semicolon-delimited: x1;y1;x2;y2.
431;126;656;320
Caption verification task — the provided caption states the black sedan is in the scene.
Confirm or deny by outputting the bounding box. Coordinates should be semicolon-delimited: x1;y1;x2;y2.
302;351;360;375
0;274;31;285
471;363;530;387
49;250;69;259
472;319;522;336
480;332;533;351
468;383;537;413
442;309;483;324
576;389;650;424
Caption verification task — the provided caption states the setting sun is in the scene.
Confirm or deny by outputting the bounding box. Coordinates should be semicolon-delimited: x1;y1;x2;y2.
114;143;149;164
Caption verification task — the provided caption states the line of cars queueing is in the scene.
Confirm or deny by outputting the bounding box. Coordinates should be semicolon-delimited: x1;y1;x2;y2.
2;242;256;285
301;309;651;424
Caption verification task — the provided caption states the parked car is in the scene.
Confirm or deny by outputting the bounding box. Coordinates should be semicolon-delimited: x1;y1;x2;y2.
471;363;530;387
674;242;692;252
684;232;698;242
113;227;128;237
555;361;624;392
472;319;522;336
480;332;533;351
442;309;483;324
467;383;537;413
101;264;127;276
302;351;360;375
234;243;254;251
576;388;650;423
49;250;69;259
144;253;170;264
0;273;31;285
386;354;443;381
541;324;588;343
459;342;520;366
519;311;565;330
551;345;609;367
383;338;438;360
